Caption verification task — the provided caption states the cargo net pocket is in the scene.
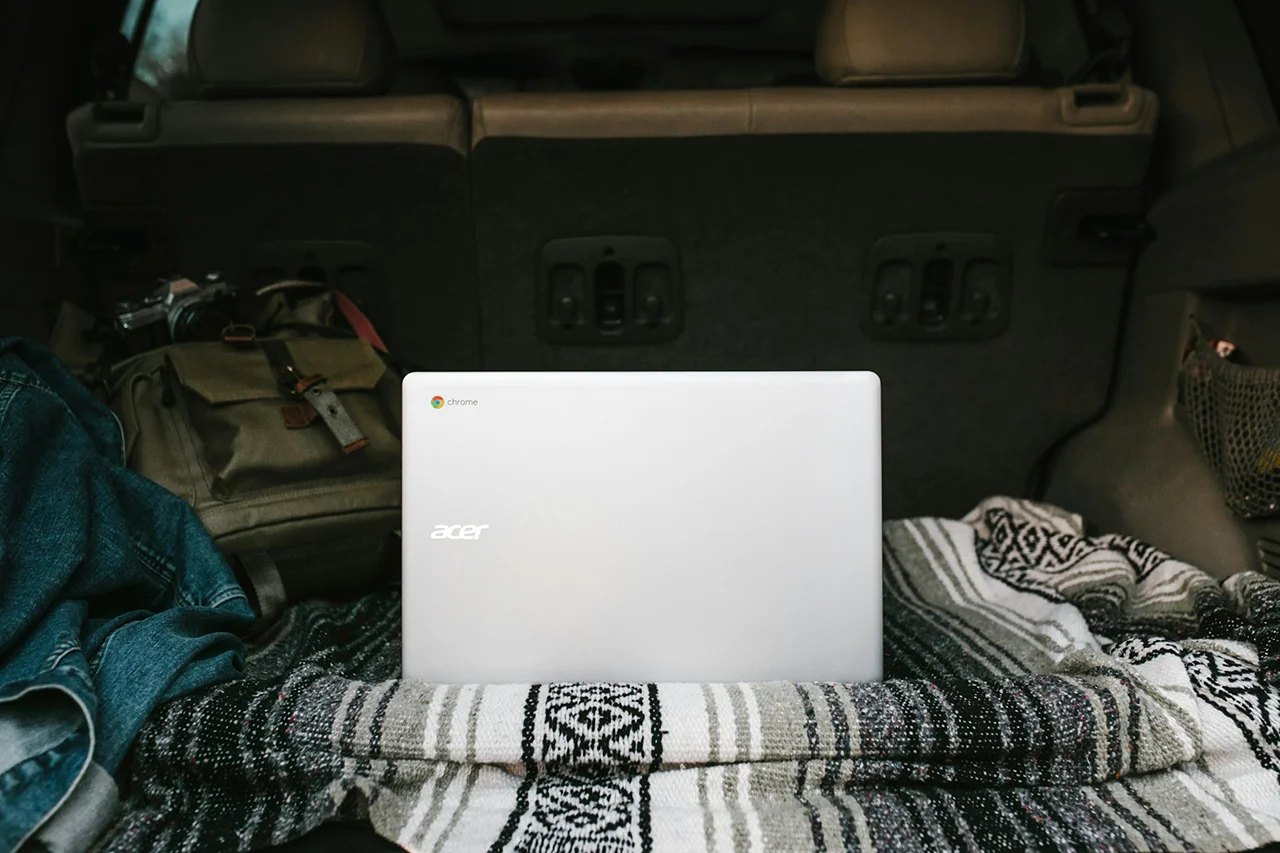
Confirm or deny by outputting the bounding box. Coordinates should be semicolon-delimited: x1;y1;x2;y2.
1181;336;1280;519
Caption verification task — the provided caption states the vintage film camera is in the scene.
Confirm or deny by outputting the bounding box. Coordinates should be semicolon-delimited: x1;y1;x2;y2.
113;273;239;350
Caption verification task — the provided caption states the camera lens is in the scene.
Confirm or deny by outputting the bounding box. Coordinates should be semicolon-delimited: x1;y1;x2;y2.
168;306;194;342
171;303;235;343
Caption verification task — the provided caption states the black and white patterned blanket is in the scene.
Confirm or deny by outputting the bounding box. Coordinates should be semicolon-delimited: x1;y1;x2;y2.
99;498;1280;852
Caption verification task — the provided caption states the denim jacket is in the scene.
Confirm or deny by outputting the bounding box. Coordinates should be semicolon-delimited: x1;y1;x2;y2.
0;339;253;853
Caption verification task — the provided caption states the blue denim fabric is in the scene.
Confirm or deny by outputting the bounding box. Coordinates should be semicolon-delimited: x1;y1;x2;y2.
0;338;253;852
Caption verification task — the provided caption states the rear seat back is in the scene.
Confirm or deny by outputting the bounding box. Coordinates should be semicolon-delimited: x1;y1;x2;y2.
470;0;1158;518
68;0;478;370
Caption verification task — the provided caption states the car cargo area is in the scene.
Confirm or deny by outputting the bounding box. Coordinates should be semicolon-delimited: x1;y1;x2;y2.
1;0;1280;851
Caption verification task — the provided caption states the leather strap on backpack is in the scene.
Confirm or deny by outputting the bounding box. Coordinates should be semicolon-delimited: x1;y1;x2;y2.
259;338;369;454
234;551;289;631
229;531;400;633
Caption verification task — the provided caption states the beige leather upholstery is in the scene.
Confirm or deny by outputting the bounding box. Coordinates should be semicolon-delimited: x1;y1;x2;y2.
472;91;755;144
815;0;1027;85
69;97;468;156
189;0;395;98
471;85;1157;145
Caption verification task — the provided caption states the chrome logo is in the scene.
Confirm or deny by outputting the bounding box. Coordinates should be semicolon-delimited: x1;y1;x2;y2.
431;396;444;409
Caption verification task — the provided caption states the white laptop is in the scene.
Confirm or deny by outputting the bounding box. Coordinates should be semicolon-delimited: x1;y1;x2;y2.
401;371;882;684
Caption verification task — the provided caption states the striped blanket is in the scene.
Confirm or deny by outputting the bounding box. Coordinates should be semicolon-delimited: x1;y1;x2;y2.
99;498;1280;852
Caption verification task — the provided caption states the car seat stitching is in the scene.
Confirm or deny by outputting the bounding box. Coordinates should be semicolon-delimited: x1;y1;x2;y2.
839;0;855;85
358;20;369;83
449;100;464;154
472;101;485;149
1012;3;1029;75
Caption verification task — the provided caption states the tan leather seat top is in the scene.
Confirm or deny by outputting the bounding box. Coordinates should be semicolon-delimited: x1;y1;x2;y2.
69;96;469;156
471;86;1158;147
815;0;1027;86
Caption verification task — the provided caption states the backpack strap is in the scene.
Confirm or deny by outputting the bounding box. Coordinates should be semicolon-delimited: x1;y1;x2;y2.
332;289;389;354
259;338;369;454
234;551;289;630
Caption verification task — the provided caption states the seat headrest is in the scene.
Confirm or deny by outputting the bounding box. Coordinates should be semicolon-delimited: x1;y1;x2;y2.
189;0;395;98
816;0;1027;86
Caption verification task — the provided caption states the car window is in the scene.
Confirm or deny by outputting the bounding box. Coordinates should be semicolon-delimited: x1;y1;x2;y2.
120;0;149;41
127;0;200;100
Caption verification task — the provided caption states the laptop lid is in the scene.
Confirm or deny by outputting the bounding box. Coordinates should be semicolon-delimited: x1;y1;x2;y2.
401;371;881;684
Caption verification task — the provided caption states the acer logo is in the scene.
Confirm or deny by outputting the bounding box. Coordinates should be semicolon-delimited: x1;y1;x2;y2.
431;524;490;540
